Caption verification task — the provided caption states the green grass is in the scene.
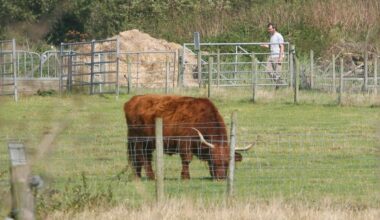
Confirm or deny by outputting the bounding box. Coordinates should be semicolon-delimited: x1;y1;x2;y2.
0;89;379;218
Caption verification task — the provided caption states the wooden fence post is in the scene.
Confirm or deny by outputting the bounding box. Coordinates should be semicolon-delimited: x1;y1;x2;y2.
12;39;18;102
116;36;120;98
66;51;73;93
155;118;164;203
165;56;169;94
217;49;221;88
177;48;184;87
127;56;132;94
8;141;35;220
310;50;314;89
197;50;202;88
90;40;95;95
332;54;336;94
339;58;344;105
363;51;368;92
252;54;257;103
374;55;378;95
227;111;237;198
208;57;213;98
59;42;63;95
289;45;295;88
294;57;299;104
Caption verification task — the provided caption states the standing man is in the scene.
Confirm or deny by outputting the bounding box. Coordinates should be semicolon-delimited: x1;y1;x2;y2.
261;23;285;87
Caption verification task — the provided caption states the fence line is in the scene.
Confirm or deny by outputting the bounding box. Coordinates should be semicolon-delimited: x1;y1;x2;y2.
1;38;379;103
0;39;18;101
1;121;378;215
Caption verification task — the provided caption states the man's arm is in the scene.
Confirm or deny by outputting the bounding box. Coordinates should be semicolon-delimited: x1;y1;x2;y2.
279;43;284;63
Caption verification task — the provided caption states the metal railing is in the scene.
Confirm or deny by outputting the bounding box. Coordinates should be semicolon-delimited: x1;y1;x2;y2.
300;51;379;94
181;42;291;88
120;51;176;93
0;39;18;101
59;39;120;95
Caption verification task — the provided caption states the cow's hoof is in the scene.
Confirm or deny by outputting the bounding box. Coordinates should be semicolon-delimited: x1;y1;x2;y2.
181;175;190;180
147;176;155;181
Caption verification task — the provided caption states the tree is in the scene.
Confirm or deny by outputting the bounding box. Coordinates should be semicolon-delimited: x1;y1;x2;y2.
0;0;57;37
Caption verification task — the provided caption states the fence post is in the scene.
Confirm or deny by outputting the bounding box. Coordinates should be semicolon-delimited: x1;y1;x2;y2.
208;57;213;98
165;56;169;94
90;40;95;95
339;58;344;105
116;36;120;98
289;45;295;88
227;111;237;198
217;49;221;88
177;49;183;87
332;54;336;94
197;50;202;88
234;46;238;80
310;50;314;89
12;39;18;102
363;51;368;92
66;51;73;93
251;54;257;103
137;53;140;88
374;55;378;95
172;52;176;89
127;56;132;94
8;142;35;220
155;118;164;203
59;43;63;95
294;57;299;104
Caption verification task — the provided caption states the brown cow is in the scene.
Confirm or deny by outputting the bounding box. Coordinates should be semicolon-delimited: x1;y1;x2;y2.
124;94;252;180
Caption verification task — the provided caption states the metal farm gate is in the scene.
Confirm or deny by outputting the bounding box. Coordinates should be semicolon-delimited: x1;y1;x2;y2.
59;39;120;95
0;39;18;101
120;51;177;93
181;42;290;88
310;52;379;94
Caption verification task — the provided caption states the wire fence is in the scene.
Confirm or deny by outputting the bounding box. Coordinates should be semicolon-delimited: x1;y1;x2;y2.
181;42;291;88
1;122;378;211
1;38;379;102
0;39;17;101
299;51;379;94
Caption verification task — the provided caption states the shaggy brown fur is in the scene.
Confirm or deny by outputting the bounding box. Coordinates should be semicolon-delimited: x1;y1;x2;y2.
124;95;242;180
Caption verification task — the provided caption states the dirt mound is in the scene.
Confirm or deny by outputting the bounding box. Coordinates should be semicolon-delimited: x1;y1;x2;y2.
73;29;198;88
117;29;181;52
114;29;198;87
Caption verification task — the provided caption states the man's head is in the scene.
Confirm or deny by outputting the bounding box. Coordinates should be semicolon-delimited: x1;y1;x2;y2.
267;23;277;35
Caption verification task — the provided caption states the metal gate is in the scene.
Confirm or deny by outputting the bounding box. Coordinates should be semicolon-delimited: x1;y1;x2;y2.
0;39;18;101
181;42;290;88
59;39;119;95
120;51;177;93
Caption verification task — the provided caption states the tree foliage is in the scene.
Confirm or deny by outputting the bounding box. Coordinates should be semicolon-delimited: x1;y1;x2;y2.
0;0;57;37
1;0;379;56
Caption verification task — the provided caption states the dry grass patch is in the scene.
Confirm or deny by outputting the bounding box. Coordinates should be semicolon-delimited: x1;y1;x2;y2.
47;198;380;220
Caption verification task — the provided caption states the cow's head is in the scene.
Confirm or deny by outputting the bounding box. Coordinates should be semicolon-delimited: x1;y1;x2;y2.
192;128;252;180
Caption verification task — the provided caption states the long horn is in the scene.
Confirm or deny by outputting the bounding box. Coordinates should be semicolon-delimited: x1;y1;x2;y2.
191;127;215;149
235;143;254;151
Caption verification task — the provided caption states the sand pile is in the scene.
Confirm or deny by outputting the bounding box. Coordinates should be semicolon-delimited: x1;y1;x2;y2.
73;29;198;88
92;29;197;88
114;29;198;87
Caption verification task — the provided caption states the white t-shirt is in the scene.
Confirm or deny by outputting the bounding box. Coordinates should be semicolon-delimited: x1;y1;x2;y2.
270;32;284;58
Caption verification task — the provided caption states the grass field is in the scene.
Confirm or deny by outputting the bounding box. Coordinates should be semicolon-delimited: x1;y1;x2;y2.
0;88;379;218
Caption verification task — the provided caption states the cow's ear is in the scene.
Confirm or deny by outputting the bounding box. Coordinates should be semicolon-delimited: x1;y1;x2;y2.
234;152;242;162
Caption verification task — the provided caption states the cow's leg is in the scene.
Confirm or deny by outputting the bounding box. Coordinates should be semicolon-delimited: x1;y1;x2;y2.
143;140;155;180
128;141;143;178
144;152;155;180
180;142;193;179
